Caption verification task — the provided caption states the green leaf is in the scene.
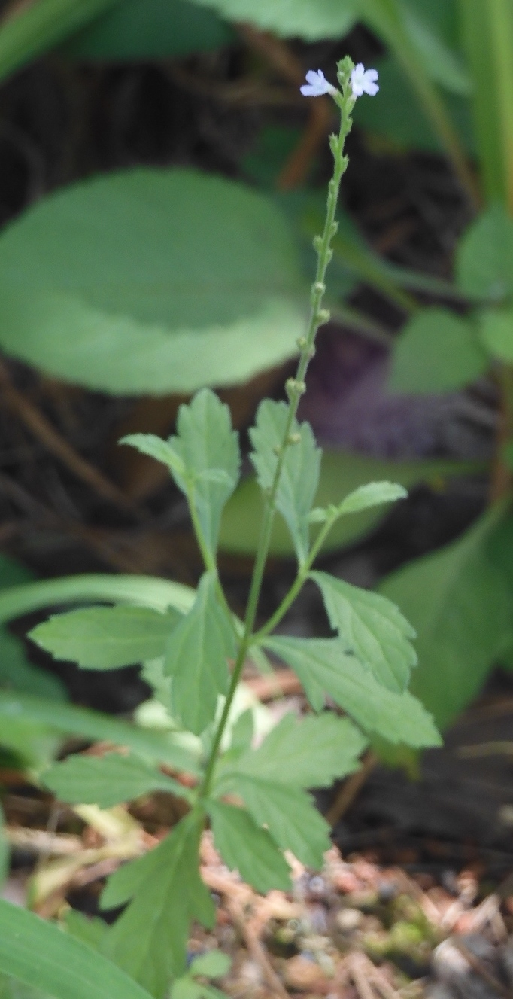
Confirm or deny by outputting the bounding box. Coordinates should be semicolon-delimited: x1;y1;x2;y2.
216;775;330;868
479;306;513;363
102;811;215;997
0;169;305;395
0;0;119;86
43;752;193;808
0;899;152;999
186;0;357;39
0;805;8;890
220;711;366;788
164;573;235;735
0;691;201;774
314;481;407;522
62;0;233;60
207;800;291;894
456;205;513;300
63;910;108;952
120;435;185;480
228;709;254;753
402;3;471;96
170;982;201;999
29;606;180;670
311;571;417;693
380;506;513;730
188;952;230;979
265;635;441;749
389;308;487;393
167;390;240;558
220;450;480;557
250;401;321;563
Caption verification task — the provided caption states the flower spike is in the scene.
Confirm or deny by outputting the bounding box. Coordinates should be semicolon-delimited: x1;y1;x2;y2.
350;63;379;97
300;69;337;98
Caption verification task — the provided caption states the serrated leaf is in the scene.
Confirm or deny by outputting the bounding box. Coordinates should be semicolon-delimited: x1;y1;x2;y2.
164;573;235;735
207;801;291;894
311;571;416;693
0;169;306;395
220;712;366;788
169;390;240;558
216;775;329;869
265;636;441;749
43;752;192;808
389;308;487;394
120;435;185;479
456;205;513;300
381;506;513;730
102;811;215;997
0;899;152;999
330;481;407;518
30;606;180;670
250;400;320;563
189;952;230;979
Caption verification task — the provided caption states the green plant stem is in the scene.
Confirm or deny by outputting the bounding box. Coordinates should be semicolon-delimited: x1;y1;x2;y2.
199;60;357;801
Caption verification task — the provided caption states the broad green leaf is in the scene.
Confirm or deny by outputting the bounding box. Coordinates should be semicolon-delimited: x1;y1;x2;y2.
0;805;8;890
170;982;201;999
188;952;230;979
43;752;192;808
120;435;185;480
103;811;215;997
250;401;320;563
459;0;513;208
63;910;108;951
220;711;366;787
0;0;119;85
389;308;487;393
0;975;51;999
0;691;201;774
0;899;152;999
0;169;305;395
220;450;480;556
216;775;330;868
62;0;232;60
207;800;291;894
311;571;416;693
186;0;357;39
265;635;441;748
479;306;513;363
0;573;196;624
456;205;513;299
228;709;254;753
29;606;180;670
380;506;513;729
164;573;235;735
167;390;240;558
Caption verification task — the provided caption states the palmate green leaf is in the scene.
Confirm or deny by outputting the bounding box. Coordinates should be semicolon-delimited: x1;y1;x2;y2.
216;774;330;868
43;752;193;808
207;800;291;894
29;606;180;669
250;400;321;563
381;506;513;730
164;572;235;735
62;0;232;60
389;308;487;393
0;691;201;774
265;635;441;749
102;811;215;998
311;571;417;693
221;711;366;787
219;450;480;557
479;306;513;364
167;390;240;558
0;169;305;395
456;205;513;300
0;899;152;999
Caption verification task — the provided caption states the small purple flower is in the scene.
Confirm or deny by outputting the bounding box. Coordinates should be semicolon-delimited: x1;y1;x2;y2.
350;63;379;97
300;69;337;98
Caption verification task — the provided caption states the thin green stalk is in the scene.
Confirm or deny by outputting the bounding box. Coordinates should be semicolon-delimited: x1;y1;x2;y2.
200;58;358;801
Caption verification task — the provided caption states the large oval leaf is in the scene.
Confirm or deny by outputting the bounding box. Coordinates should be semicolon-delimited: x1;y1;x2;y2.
0;168;306;394
62;0;233;60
